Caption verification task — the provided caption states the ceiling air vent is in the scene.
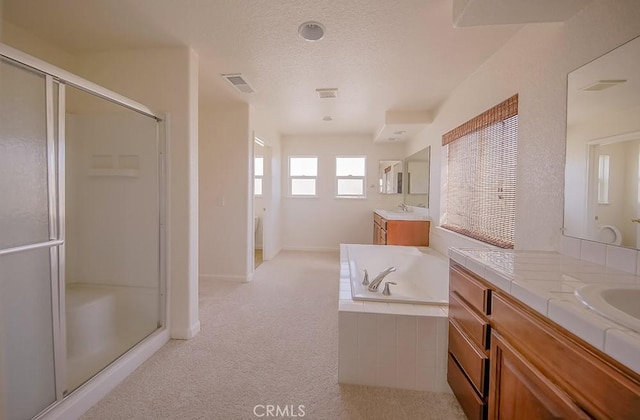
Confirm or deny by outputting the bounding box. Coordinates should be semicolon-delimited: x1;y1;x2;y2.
316;88;338;99
222;73;254;93
580;79;627;92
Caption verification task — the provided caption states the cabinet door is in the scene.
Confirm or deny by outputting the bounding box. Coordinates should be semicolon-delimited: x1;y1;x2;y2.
488;331;589;420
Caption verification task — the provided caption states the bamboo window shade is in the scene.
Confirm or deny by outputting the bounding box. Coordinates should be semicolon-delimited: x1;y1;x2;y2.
442;95;518;248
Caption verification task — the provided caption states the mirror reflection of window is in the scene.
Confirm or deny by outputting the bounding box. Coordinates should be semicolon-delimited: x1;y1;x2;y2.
597;154;609;204
255;156;263;196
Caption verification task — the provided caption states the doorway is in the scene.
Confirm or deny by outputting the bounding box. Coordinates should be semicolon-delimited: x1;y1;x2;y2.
253;136;272;269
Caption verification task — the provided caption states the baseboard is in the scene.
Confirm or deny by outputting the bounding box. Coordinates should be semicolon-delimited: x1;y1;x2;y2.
39;329;170;420
199;274;250;283
281;246;339;252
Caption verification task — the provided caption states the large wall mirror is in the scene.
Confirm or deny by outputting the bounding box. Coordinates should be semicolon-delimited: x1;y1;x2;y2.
404;146;430;207
564;35;640;249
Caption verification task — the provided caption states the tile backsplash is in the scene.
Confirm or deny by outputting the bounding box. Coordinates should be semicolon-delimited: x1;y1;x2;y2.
560;236;640;275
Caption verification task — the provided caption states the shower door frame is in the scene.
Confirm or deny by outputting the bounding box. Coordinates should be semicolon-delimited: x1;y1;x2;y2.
0;43;168;417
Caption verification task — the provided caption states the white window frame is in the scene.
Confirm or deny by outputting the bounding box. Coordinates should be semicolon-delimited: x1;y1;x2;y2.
254;155;264;197
335;155;367;199
288;155;318;197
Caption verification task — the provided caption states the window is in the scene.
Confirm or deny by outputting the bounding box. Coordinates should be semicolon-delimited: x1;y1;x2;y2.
442;95;518;248
289;156;318;196
597;154;610;204
254;156;264;196
336;156;366;198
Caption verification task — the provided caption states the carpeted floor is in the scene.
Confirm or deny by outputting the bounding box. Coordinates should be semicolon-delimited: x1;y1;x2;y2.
82;251;465;420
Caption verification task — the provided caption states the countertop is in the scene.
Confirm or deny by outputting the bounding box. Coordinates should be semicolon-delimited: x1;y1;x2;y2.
449;247;640;375
374;209;429;221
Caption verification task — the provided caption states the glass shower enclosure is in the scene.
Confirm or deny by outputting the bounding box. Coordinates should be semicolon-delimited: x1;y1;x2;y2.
0;46;165;419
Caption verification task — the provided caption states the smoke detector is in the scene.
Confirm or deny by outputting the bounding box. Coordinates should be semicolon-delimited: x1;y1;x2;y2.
580;79;627;91
222;73;254;93
316;88;338;99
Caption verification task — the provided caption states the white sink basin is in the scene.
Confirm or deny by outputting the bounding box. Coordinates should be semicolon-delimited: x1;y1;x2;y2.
575;284;640;333
375;209;428;221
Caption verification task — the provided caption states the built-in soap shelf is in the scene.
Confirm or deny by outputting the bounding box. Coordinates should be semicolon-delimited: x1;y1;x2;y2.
88;154;140;177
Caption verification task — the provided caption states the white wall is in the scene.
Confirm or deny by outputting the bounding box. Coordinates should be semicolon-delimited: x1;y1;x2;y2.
73;48;200;340
2;21;76;71
281;135;405;250
407;0;640;254
199;104;252;281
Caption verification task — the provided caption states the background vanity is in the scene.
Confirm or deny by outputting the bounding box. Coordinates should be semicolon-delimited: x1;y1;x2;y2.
375;146;431;246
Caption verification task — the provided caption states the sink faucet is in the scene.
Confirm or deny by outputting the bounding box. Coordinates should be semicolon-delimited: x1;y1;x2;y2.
368;266;397;292
398;203;409;212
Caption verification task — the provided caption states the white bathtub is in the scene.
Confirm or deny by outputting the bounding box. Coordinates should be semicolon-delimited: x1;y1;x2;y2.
346;244;449;305
338;244;451;392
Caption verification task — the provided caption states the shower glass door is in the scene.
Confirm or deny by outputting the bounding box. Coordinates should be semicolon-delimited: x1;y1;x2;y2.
64;85;162;392
1;45;164;418
0;58;59;420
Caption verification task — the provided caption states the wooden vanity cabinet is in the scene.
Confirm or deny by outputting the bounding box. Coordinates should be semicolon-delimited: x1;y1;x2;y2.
448;262;640;420
489;331;589;420
372;213;430;246
448;265;492;420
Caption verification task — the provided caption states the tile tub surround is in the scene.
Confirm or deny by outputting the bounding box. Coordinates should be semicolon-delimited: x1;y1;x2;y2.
338;244;451;392
449;247;640;375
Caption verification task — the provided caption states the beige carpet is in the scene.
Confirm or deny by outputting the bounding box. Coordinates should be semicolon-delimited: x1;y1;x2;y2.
82;251;465;420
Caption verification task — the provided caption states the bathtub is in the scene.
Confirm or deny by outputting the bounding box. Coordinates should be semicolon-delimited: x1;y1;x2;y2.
346;244;449;305
338;244;451;392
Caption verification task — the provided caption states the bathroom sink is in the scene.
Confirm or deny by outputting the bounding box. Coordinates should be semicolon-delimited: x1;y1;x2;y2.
375;209;428;221
575;284;640;333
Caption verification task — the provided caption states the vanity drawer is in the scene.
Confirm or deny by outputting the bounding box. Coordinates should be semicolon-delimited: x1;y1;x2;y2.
447;353;486;420
449;291;490;350
449;320;489;397
450;265;491;315
373;213;386;230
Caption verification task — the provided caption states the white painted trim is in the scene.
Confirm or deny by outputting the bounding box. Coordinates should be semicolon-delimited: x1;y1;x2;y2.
586;130;640;146
0;43;161;120
37;329;169;420
281;246;339;252
170;321;201;340
199;274;250;283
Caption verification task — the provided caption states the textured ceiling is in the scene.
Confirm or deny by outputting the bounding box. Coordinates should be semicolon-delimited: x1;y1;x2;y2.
4;0;522;135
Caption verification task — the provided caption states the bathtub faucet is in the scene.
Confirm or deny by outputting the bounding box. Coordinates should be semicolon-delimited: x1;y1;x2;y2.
368;266;397;292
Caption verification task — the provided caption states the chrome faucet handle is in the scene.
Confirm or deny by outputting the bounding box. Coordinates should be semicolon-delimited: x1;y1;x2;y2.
368;266;396;292
362;269;369;286
382;282;396;296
